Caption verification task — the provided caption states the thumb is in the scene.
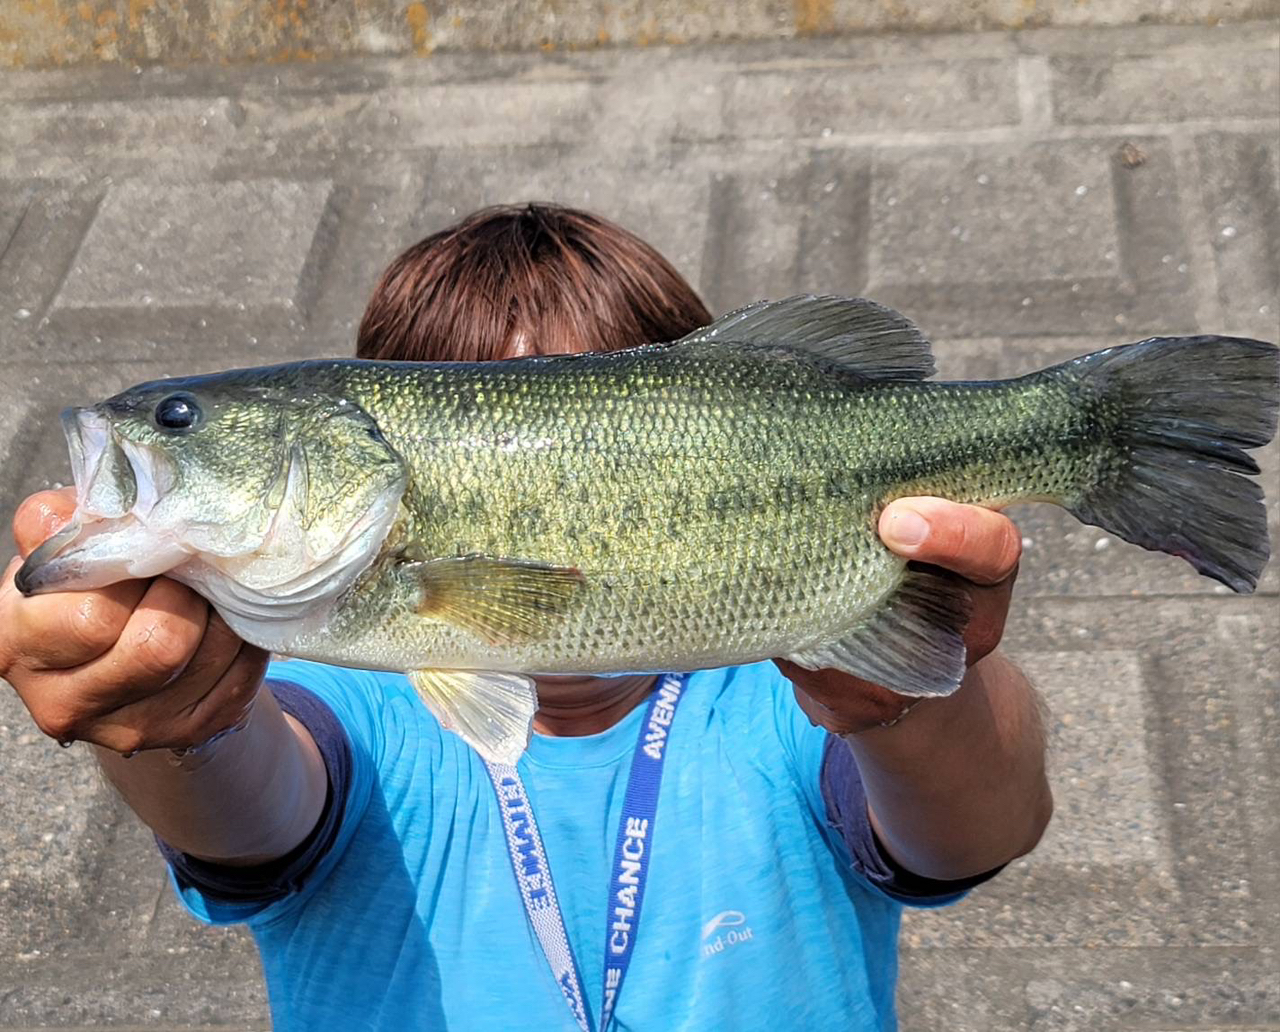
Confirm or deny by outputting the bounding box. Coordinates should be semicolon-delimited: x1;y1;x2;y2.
13;488;78;559
879;497;1021;586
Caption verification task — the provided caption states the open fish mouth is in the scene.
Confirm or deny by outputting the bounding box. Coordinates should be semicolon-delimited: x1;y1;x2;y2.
17;403;407;625
14;409;188;595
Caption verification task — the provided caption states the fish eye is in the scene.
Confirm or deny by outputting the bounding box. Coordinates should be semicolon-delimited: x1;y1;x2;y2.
154;393;202;432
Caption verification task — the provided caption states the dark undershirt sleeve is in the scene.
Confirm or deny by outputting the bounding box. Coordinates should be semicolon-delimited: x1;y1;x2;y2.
819;734;1004;906
156;679;353;906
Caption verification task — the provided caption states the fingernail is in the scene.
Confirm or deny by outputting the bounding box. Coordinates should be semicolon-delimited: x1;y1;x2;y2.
887;509;929;548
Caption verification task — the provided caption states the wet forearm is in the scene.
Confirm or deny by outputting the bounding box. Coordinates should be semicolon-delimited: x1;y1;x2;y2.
845;650;1052;881
93;689;327;865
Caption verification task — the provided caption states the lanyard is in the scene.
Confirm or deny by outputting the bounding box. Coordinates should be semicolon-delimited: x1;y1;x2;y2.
484;673;687;1032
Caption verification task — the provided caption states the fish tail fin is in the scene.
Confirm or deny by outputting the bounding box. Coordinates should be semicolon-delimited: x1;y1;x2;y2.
1063;334;1278;592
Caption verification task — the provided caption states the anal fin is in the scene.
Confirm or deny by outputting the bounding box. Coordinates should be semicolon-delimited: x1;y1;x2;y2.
785;565;972;697
408;669;539;764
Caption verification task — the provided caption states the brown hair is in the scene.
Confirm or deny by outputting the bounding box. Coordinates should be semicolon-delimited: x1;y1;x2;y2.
356;203;712;363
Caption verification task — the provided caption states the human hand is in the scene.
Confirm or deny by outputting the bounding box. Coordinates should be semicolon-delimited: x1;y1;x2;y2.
0;489;268;755
776;497;1021;734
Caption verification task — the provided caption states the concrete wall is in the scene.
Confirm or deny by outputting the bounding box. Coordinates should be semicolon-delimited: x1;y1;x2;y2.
1;18;1278;1030
0;0;1277;68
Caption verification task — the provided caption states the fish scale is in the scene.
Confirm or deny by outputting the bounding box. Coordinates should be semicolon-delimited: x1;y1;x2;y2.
287;356;1117;675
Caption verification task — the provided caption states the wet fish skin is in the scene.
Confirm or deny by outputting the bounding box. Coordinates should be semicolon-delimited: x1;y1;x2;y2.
15;296;1279;763
284;353;1084;673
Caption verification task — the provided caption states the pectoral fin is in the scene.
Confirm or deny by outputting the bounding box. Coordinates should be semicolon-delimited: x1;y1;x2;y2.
413;554;585;645
785;565;972;696
408;669;538;764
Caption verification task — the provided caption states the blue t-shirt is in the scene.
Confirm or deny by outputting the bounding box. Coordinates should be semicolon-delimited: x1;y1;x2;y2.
164;660;976;1031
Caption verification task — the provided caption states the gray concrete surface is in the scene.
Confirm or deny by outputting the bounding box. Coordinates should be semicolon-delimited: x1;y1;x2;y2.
0;18;1278;1031
1;0;1278;69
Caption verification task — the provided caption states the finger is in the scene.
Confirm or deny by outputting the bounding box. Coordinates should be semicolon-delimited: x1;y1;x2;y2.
962;578;1016;663
90;640;268;754
879;498;1022;586
30;601;238;751
790;678;837;728
160;610;250;702
178;641;269;745
774;658;919;733
13;489;78;558
10;578;210;743
68;577;212;706
4;570;152;669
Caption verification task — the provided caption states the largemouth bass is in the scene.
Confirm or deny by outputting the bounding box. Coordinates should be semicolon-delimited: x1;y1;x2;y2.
16;297;1279;762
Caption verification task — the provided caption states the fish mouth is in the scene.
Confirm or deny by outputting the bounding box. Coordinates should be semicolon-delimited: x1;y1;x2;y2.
15;409;187;596
63;407;176;520
65;407;135;518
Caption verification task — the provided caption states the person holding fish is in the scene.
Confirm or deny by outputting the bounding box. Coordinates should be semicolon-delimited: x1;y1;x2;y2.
2;203;1274;1031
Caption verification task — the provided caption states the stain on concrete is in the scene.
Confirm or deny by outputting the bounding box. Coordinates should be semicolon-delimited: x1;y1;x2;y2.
405;0;432;54
794;0;834;35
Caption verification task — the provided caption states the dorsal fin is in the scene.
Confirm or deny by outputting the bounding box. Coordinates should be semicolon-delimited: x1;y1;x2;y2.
678;295;935;380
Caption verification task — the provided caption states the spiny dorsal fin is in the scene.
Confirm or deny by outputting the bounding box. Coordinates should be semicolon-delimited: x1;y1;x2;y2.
678;295;935;380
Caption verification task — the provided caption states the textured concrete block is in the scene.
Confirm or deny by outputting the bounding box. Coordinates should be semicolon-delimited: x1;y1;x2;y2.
792;150;874;299
829;1;1280;34
0;98;242;178
867;138;1198;337
57;179;332;310
898;951;1028;1032
0;797;268;1027
701;162;818;309
2;0;1276;69
0;695;266;1019
1195;131;1280;341
0;182;104;342
588;58;726;146
1211;607;1280;938
901;597;1273;952
698;148;872;313
1052;47;1280;124
28;304;322;364
229;78;599;169
1;946;269;1027
0;692;112;956
286;169;437;358
872;141;1120;282
1022;961;1280;1031
1016;20;1280;55
424;0;794;51
724;58;1020;137
213;54;692;175
898;948;1280;1032
0;181;32;260
0;370;80;539
1023;651;1170;870
25;175;339;364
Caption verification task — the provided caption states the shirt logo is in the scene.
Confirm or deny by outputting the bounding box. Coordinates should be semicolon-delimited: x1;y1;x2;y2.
701;910;754;957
